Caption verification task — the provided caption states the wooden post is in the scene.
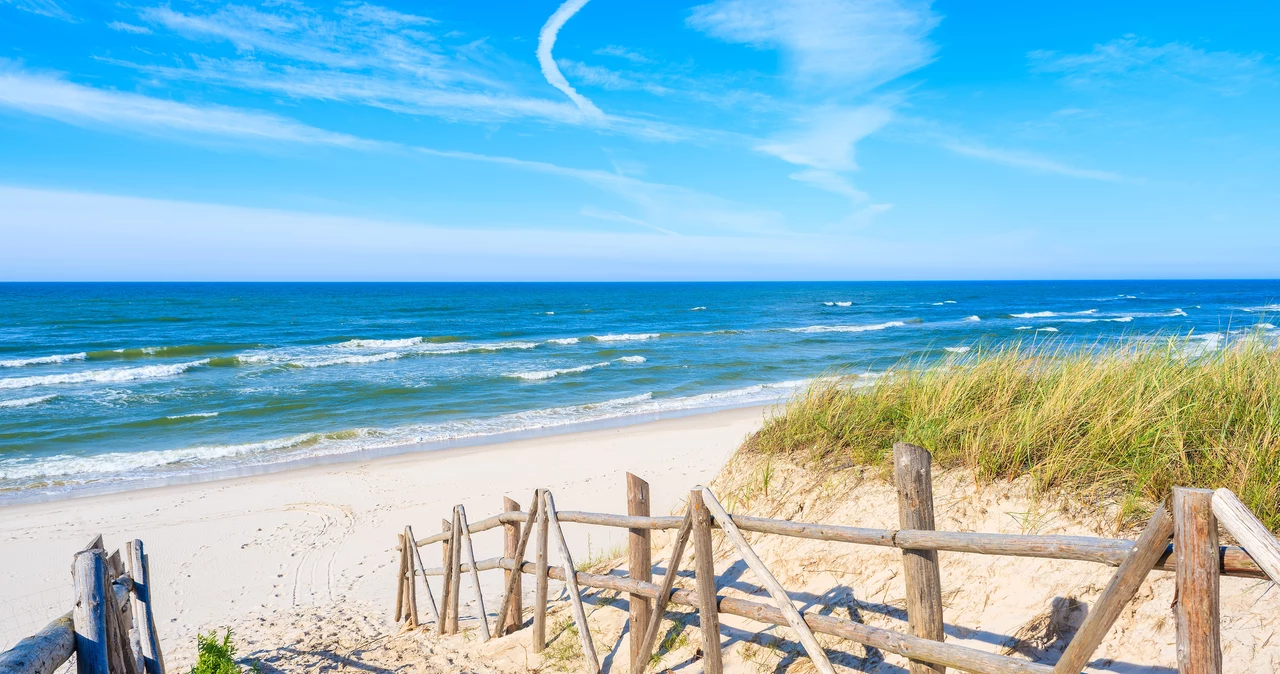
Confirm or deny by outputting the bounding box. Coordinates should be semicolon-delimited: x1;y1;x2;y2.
690;489;723;674
440;518;453;636
503;496;524;634
448;509;463;635
1174;488;1221;674
457;506;492;641
699;487;836;674
1052;505;1174;674
0;612;75;674
395;534;407;622
72;550;110;674
544;491;601;674
492;490;541;639
627;473;653;671
125;541;162;674
140;553;164;674
894;442;946;674
634;506;694;674
407;526;441;624
404;528;419;627
534;489;550;652
1211;488;1280;584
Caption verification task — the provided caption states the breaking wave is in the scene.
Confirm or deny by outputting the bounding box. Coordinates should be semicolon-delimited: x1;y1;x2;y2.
0;360;209;390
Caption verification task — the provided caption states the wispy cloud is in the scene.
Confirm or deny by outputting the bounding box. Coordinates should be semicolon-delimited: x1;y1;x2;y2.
944;141;1123;181
537;0;604;121
593;45;652;64
1030;35;1271;95
757;105;893;171
1;0;72;20
107;21;152;34
579;206;678;235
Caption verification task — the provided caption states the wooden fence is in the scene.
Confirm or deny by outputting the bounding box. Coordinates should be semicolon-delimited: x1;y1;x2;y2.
0;536;165;674
396;443;1280;674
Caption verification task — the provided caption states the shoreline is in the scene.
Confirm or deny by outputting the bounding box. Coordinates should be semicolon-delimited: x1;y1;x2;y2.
0;404;770;657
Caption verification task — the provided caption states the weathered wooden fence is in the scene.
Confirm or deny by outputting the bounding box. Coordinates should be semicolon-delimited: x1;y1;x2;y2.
395;443;1280;674
0;537;165;674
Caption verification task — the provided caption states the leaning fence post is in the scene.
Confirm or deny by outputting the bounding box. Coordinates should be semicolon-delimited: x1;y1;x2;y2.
690;489;723;674
395;534;407;622
125;540;163;674
1174;488;1222;674
502;496;524;634
439;518;453;636
894;442;946;674
534;488;550;652
627;472;653;670
72;550;110;674
403;528;419;627
448;509;462;635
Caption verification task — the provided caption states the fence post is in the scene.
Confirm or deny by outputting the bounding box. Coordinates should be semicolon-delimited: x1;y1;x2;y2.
503;496;524;634
126;540;163;674
894;442;946;674
439;518;453;636
448;509;462;635
534;488;550;652
627;473;653;670
1174;488;1222;674
72;550;110;674
690;489;723;674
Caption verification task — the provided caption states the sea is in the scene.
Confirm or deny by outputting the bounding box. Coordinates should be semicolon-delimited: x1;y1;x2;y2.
1;281;1277;502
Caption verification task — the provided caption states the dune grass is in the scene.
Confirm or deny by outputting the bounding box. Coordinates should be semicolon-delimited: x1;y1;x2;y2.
745;332;1280;530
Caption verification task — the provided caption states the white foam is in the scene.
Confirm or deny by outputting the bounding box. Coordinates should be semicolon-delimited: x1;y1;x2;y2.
545;312;555;315
691;306;706;311
786;321;905;334
944;346;971;354
615;356;646;363
0;394;56;408
505;362;611;381
944;300;957;304
547;338;580;345
166;412;219;419
963;316;980;322
591;333;660;342
288;352;402;368
336;337;424;349
1169;308;1188;317
1037;327;1059;332
835;301;852;307
1011;311;1056;318
0;352;87;368
1242;304;1280;312
0;360;209;390
1110;316;1134;322
931;302;943;306
823;302;834;306
1015;326;1032;330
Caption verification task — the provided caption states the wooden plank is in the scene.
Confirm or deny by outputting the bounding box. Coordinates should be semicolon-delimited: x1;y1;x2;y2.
633;506;693;674
502;560;1054;674
0;612;74;674
491;490;540;640
105;576;139;674
448;509;462;635
894;442;946;674
139;553;165;674
456;506;492;640
502;496;523;634
1052;504;1174;674
72;550;110;674
440;518;453;636
543;491;601;674
533;489;550;653
1174;489;1221;674
690;489;723;674
395;533;407;622
699;487;836;674
407;525;440;624
627;473;653;671
82;535;104;554
1211;488;1280;584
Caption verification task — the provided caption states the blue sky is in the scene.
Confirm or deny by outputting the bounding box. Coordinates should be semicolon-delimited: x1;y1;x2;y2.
0;0;1277;280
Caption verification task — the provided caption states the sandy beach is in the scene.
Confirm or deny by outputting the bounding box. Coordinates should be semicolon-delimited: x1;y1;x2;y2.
0;406;769;661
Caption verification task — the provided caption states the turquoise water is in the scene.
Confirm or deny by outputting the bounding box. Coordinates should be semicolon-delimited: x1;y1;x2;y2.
1;281;1277;499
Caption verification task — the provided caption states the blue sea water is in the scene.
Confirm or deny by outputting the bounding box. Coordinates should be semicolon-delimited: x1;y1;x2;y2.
0;281;1277;500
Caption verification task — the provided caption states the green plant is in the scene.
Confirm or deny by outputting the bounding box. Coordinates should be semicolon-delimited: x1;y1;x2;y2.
189;630;257;674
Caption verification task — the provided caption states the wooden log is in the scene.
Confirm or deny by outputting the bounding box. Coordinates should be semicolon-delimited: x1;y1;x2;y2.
1174;489;1221;674
502;496;523;634
448;509;462;635
894;442;946;674
690;489;723;674
534;489;550;653
139;552;165;674
492;490;541;640
395;533;407;622
501;560;1054;674
544;491;601;674
456;506;492;641
129;627;146;674
421;557;505;575
124;542;158;674
73;550;110;674
633;507;693;674
627;473;653;671
83;535;104;553
105;576;139;674
1211;488;1280;584
700;487;835;674
407;525;440;624
405;528;419;627
440;518;453;636
1053;505;1174;674
0;612;74;674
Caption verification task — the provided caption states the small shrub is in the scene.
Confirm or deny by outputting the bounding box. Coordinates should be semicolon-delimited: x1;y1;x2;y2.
190;630;257;674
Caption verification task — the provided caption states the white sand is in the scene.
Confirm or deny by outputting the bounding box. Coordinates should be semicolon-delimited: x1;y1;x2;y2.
0;406;768;662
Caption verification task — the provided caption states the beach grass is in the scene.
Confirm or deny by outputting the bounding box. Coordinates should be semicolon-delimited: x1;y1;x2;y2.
744;331;1280;529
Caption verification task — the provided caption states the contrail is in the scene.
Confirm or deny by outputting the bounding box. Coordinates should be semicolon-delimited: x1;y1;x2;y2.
537;0;604;122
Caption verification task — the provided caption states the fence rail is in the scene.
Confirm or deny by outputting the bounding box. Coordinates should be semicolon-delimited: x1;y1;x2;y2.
0;537;165;674
395;442;1280;674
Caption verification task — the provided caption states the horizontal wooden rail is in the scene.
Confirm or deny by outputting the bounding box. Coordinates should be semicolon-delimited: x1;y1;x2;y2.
0;613;74;674
408;509;1268;579
497;558;1052;674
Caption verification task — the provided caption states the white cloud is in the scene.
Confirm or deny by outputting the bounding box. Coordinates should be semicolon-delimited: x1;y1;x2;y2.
0;66;373;148
593;45;652;64
689;0;939;91
943;141;1122;181
757;105;893;170
788;169;867;202
1030;35;1270;94
1;0;72;20
107;21;152;34
537;0;604;121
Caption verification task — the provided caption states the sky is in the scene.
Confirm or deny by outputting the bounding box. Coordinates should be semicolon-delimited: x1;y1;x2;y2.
0;0;1277;280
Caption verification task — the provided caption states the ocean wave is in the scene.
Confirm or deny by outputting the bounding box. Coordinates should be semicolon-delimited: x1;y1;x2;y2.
786;321;905;334
963;316;980;322
615;356;646;364
0;360;209;390
166;412;219;419
504;362;611;381
236;340;538;366
1037;327;1059;332
944;346;971;354
286;352;402;368
945;300;957;304
1010;311;1056;318
0;394;57;408
336;337;424;348
1015;326;1032;330
546;338;580;345
691;306;706;311
0;352;87;368
590;333;660;342
1241;305;1280;312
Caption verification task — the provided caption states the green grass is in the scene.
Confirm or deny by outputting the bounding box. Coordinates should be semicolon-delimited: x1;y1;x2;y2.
189;630;257;674
745;332;1280;529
